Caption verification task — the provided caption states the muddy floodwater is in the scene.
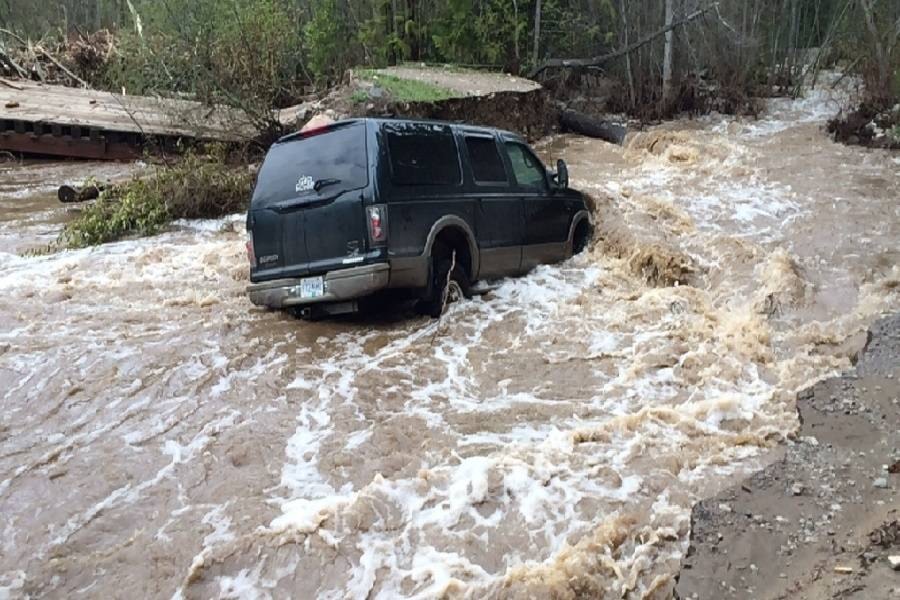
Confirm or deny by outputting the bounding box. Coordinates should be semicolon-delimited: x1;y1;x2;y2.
1;83;898;599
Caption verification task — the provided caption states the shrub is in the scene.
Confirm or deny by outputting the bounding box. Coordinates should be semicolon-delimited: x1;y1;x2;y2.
61;152;254;248
304;0;354;82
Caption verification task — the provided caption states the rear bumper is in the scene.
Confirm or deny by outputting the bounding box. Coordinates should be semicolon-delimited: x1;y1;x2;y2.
247;263;390;309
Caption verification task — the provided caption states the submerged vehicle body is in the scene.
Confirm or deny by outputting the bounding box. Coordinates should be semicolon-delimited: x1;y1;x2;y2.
245;118;592;317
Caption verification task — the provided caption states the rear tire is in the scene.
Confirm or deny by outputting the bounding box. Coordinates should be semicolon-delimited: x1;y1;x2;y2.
573;221;593;255
418;254;472;318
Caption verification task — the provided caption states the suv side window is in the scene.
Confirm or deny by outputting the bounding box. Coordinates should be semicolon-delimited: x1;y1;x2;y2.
504;142;547;190
385;122;461;186
464;136;508;184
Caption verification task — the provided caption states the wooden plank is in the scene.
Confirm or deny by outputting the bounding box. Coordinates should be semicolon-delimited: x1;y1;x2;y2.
0;130;138;160
0;81;257;142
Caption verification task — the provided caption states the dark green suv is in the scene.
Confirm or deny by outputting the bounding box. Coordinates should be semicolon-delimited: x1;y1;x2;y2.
246;118;592;317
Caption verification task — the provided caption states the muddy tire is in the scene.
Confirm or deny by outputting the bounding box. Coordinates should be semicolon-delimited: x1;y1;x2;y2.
573;222;593;255
418;255;472;318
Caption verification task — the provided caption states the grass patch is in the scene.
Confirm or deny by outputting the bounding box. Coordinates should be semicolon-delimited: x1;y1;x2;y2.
60;152;254;248
350;89;369;104
357;70;455;103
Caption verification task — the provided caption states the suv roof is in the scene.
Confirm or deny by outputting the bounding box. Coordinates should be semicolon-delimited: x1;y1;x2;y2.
276;117;524;145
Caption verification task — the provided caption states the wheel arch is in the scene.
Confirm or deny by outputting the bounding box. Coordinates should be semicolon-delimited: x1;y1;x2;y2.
424;216;480;280
567;210;593;253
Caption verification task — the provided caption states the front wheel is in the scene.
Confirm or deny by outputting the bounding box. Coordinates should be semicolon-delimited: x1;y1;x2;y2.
418;254;472;318
573;221;593;255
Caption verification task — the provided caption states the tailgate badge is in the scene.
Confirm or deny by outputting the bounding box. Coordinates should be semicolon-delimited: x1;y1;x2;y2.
295;175;315;193
342;241;364;265
259;254;279;265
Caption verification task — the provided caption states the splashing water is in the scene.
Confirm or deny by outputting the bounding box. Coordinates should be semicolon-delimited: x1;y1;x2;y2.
0;84;898;599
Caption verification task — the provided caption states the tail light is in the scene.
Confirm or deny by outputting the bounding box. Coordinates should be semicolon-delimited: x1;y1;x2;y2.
246;232;257;267
367;205;388;244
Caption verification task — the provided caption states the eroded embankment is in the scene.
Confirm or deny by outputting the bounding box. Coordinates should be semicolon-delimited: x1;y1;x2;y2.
675;313;900;600
359;88;559;141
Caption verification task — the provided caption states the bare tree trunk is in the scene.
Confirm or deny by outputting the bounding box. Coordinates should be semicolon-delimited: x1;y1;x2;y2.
619;0;635;108
662;0;675;104
532;0;541;68
512;0;519;62
860;0;888;96
390;0;398;64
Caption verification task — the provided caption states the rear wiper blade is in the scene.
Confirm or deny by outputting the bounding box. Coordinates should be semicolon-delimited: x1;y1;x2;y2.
314;178;342;192
270;192;341;213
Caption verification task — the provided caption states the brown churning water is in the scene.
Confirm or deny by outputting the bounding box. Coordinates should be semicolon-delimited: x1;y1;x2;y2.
0;76;898;598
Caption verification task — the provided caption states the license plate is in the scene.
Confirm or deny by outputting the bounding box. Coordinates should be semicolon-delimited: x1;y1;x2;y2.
294;276;324;299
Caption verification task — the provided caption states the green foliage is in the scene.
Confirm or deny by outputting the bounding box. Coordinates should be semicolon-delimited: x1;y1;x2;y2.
538;0;611;63
93;0;305;126
358;71;454;102
304;0;352;82
430;0;527;67
4;0;897;121
62;181;168;247
61;152;254;248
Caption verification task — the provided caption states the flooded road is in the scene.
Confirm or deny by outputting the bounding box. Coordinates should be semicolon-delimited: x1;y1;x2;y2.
1;83;898;599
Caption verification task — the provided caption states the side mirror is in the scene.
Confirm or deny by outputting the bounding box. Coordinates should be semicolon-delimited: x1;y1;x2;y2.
555;159;569;189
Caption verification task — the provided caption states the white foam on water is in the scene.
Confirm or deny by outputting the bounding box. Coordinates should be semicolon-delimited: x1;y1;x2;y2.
3;70;898;599
198;86;894;597
706;71;855;138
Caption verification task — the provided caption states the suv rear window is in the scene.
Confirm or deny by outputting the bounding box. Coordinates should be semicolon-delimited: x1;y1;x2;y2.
252;122;368;207
465;136;508;183
385;122;461;186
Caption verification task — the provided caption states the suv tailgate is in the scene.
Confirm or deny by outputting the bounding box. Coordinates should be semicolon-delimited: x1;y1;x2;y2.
248;121;369;281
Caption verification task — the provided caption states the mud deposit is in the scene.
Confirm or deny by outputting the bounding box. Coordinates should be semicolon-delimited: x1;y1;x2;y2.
1;80;899;598
676;313;900;600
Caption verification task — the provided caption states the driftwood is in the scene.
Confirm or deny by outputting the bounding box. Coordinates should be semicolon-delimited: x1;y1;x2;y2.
559;109;626;145
0;77;23;90
58;184;104;203
530;3;718;78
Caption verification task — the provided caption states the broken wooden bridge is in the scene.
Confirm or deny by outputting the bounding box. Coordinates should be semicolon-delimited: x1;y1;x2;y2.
0;80;259;160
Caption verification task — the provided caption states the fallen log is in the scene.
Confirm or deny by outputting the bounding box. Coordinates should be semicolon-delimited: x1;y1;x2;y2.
559;109;626;145
0;77;23;90
58;184;104;203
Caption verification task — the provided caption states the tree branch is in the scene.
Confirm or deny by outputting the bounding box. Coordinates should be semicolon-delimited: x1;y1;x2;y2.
0;28;26;46
0;76;23;89
530;2;719;78
36;45;89;87
888;15;900;54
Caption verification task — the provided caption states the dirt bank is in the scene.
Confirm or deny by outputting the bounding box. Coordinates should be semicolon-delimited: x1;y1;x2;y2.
675;313;900;600
381;88;558;140
282;68;560;141
826;102;900;150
